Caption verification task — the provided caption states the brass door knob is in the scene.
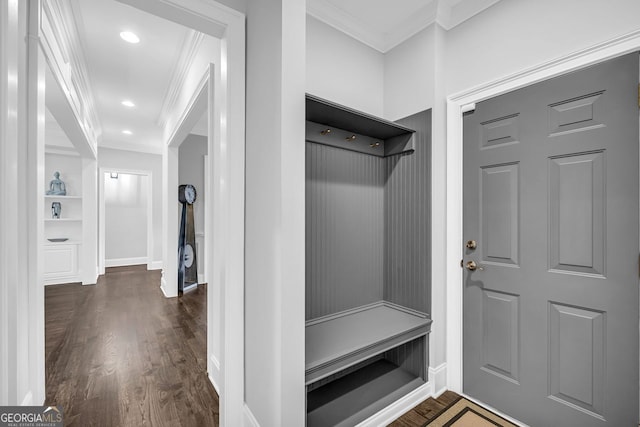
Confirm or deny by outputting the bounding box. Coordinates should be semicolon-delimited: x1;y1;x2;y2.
465;260;484;271
466;240;477;250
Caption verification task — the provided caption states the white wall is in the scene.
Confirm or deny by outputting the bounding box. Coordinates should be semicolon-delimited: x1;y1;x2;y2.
445;0;640;96
245;0;306;425
104;173;147;263
178;134;206;235
306;15;384;117
98;148;162;265
383;25;436;121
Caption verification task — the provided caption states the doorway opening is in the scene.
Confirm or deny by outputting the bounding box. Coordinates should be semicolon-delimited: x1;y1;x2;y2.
29;0;245;420
99;169;153;272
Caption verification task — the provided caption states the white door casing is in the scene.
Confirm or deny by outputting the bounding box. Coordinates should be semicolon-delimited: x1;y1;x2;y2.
445;29;640;395
111;2;245;424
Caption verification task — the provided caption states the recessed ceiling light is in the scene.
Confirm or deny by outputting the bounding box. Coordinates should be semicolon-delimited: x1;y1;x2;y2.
121;100;135;108
120;31;140;44
122;130;132;135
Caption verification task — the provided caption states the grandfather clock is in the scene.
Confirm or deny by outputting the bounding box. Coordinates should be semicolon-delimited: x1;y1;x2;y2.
178;184;198;294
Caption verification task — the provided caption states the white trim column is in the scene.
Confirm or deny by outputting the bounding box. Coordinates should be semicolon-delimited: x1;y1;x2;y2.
0;0;46;405
244;0;305;424
82;157;98;284
161;143;179;298
0;0;23;405
26;0;46;404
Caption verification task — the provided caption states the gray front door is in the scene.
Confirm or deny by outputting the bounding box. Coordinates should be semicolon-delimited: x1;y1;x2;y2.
463;53;639;427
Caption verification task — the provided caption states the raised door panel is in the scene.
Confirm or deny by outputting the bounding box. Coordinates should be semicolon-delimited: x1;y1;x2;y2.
481;163;519;266
548;302;605;420
548;91;605;137
481;114;520;149
549;151;605;276
482;290;519;383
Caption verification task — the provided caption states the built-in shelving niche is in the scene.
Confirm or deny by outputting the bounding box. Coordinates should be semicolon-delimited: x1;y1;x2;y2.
305;94;432;426
43;152;83;285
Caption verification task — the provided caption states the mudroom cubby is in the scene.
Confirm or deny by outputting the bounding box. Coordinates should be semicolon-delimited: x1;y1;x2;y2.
305;94;432;426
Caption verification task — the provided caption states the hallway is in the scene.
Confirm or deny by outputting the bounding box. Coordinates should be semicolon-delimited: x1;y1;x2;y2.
45;266;218;426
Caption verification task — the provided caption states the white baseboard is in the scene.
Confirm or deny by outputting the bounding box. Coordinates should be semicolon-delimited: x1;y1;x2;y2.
82;272;99;286
208;372;221;395
211;355;220;371
105;257;148;267
21;391;33;406
429;363;447;397
44;275;81;286
160;278;170;298
243;404;260;427
148;260;163;270
208;355;221;394
355;382;432;426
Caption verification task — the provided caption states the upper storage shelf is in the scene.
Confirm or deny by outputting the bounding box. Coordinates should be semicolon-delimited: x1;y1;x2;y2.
306;94;416;157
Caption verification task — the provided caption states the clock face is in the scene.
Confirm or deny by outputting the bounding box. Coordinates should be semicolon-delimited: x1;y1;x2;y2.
179;184;197;204
185;185;196;204
184;244;194;268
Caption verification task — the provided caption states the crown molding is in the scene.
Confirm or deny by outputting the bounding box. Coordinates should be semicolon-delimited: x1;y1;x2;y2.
306;0;387;53
98;140;164;156
157;29;205;127
438;0;501;30
65;0;102;142
307;0;502;53
45;145;81;156
382;1;439;52
41;0;102;155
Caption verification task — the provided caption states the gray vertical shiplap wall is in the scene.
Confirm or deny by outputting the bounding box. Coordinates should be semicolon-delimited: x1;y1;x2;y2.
306;143;386;319
384;110;432;314
384;336;427;379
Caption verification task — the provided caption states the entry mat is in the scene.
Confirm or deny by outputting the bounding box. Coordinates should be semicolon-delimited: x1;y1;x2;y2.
425;397;519;427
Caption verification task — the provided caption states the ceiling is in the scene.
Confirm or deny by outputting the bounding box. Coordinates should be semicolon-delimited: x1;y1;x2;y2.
66;0;194;153
307;0;502;52
49;0;499;154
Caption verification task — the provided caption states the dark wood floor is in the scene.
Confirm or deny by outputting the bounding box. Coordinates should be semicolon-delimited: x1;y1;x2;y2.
45;265;218;427
46;267;463;426
390;390;460;426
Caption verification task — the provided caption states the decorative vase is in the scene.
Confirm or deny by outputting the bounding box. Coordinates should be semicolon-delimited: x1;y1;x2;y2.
51;202;61;219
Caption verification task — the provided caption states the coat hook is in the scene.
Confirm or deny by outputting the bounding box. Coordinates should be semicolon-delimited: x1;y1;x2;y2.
369;142;380;148
346;135;356;142
320;128;331;135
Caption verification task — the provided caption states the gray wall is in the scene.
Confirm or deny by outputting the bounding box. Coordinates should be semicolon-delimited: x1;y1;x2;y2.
306;109;431;320
98;148;163;264
305;143;385;319
104;173;147;260
384;110;432;313
178;134;207;235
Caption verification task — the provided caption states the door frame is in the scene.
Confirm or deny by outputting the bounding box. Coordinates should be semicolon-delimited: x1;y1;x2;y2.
445;29;640;393
98;168;153;273
111;2;246;425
